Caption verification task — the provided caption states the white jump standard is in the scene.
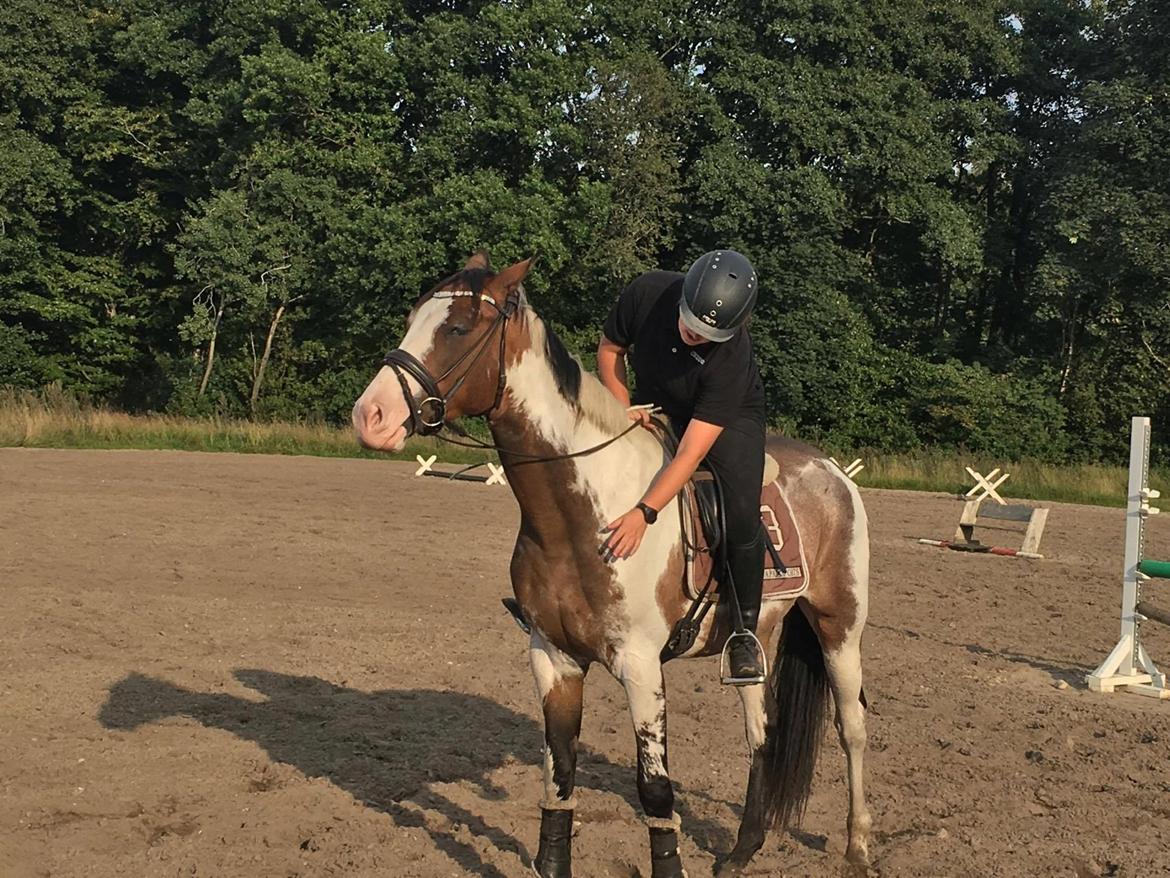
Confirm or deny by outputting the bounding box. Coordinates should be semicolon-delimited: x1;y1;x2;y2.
1086;416;1170;699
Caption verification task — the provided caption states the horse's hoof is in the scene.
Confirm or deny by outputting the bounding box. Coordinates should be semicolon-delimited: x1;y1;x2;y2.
846;842;871;864
843;849;874;877
712;841;760;878
712;851;749;878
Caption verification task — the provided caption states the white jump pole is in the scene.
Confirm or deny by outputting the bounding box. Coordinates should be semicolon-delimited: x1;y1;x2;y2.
1085;416;1169;698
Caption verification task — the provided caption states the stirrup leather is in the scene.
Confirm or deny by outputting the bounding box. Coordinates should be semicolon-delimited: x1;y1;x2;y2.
720;630;767;686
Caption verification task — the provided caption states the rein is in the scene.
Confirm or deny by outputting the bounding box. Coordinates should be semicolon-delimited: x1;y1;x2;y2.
435;419;643;466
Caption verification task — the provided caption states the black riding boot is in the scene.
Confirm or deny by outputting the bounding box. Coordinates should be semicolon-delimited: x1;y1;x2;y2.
723;530;766;685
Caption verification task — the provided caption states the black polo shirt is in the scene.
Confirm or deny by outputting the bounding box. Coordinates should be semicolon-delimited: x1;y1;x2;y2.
602;270;766;428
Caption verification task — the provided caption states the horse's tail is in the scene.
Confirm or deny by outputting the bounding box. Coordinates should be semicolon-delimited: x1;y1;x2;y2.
755;604;829;829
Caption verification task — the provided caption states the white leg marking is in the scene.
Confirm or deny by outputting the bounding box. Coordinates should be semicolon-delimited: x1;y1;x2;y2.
737;683;767;752
824;471;871;864
530;632;582;809
615;651;670;789
825;641;871;863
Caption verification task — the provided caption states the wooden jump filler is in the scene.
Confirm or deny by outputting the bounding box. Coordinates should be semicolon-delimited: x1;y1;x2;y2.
917;467;1049;560
964;466;1010;504
1086;416;1170;699
830;457;865;481
414;454;507;486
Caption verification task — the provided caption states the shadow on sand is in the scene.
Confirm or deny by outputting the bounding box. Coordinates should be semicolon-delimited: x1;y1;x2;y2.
99;669;739;876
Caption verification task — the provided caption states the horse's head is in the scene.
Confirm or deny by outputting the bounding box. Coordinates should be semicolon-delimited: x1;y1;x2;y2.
352;253;534;452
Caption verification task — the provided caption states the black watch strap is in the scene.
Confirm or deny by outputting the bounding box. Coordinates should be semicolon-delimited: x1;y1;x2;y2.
636;502;658;524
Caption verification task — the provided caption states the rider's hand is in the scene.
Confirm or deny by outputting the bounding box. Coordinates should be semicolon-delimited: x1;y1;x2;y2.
627;407;653;430
599;508;648;562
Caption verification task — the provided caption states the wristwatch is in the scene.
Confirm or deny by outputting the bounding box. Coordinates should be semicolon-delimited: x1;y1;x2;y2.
636;502;658;525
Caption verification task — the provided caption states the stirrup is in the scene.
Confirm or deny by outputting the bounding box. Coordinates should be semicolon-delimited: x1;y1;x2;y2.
720;630;767;686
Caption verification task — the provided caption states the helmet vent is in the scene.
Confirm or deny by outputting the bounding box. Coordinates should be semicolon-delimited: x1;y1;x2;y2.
727;272;738;279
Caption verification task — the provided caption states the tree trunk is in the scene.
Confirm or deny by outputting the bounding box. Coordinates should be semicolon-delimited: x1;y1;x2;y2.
1058;298;1079;396
249;302;285;413
198;301;225;397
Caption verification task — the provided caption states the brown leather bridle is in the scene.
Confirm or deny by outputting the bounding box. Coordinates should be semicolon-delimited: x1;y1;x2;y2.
380;287;640;464
381;289;521;437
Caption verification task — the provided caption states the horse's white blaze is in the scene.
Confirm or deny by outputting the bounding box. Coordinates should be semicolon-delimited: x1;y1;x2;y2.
352;296;454;451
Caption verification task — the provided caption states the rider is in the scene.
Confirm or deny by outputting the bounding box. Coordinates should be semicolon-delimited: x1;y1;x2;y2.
597;250;768;684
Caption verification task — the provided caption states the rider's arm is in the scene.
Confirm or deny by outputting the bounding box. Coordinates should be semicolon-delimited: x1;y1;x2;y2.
597;335;632;408
641;419;724;512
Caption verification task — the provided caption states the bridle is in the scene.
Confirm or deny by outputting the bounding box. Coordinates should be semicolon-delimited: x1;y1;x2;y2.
382;288;520;437
379;285;642;465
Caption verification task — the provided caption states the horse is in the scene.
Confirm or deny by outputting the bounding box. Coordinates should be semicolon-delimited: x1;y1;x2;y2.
352;253;871;877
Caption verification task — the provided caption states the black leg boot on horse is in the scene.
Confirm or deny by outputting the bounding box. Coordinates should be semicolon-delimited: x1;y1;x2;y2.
722;529;767;685
649;824;687;878
534;808;573;877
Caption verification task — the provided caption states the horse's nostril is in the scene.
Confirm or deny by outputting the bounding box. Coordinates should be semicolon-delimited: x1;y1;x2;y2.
364;402;384;431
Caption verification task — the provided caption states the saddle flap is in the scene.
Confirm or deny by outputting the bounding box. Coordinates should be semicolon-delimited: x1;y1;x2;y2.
683;454;809;602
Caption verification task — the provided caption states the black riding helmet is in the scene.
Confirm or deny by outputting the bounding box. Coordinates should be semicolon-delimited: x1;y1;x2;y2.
678;250;758;343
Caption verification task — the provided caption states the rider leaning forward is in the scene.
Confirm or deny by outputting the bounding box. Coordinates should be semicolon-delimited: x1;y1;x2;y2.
597;250;769;685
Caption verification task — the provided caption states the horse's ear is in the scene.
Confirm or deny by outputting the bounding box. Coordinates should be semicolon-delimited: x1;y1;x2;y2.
491;256;536;292
464;250;492;271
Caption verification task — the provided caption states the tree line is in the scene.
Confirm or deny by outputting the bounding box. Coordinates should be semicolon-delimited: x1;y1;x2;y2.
1;0;1167;461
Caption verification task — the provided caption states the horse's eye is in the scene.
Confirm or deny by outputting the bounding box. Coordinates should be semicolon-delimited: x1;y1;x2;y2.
448;325;471;337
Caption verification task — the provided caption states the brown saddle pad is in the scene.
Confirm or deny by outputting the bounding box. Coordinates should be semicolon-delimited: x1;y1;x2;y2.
681;455;809;602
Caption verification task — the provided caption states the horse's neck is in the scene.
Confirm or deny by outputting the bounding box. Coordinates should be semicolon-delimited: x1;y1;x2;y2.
489;335;668;534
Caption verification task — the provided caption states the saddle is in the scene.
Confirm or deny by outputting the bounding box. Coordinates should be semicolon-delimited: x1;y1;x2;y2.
651;418;809;604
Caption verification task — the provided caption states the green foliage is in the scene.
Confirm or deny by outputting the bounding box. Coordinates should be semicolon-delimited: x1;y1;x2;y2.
1;0;1167;464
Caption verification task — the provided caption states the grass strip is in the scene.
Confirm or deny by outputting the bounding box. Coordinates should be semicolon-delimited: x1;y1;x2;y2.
3;387;1164;507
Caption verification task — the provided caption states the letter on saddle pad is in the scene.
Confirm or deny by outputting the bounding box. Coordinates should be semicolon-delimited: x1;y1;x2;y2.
682;453;809;602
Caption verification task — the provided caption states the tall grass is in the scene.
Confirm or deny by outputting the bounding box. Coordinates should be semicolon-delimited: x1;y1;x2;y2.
1;386;1164;507
852;449;1167;508
0;386;488;464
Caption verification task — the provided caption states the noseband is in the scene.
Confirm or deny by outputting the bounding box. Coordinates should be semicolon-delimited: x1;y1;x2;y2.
382;289;520;436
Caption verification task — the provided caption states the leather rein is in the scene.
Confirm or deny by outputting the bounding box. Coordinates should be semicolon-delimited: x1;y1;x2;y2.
381;289;640;465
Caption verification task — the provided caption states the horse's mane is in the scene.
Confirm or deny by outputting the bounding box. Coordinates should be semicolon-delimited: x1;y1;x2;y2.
521;303;634;437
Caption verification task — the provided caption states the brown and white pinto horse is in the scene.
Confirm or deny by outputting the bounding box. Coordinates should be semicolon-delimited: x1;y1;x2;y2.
352;254;871;877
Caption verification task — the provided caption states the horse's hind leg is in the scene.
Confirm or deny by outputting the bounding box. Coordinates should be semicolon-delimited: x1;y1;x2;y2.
617;653;687;878
823;634;871;868
812;479;872;869
530;633;586;878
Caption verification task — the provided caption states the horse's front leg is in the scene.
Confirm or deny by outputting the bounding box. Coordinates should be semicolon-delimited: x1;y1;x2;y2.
530;632;587;878
619;653;687;878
